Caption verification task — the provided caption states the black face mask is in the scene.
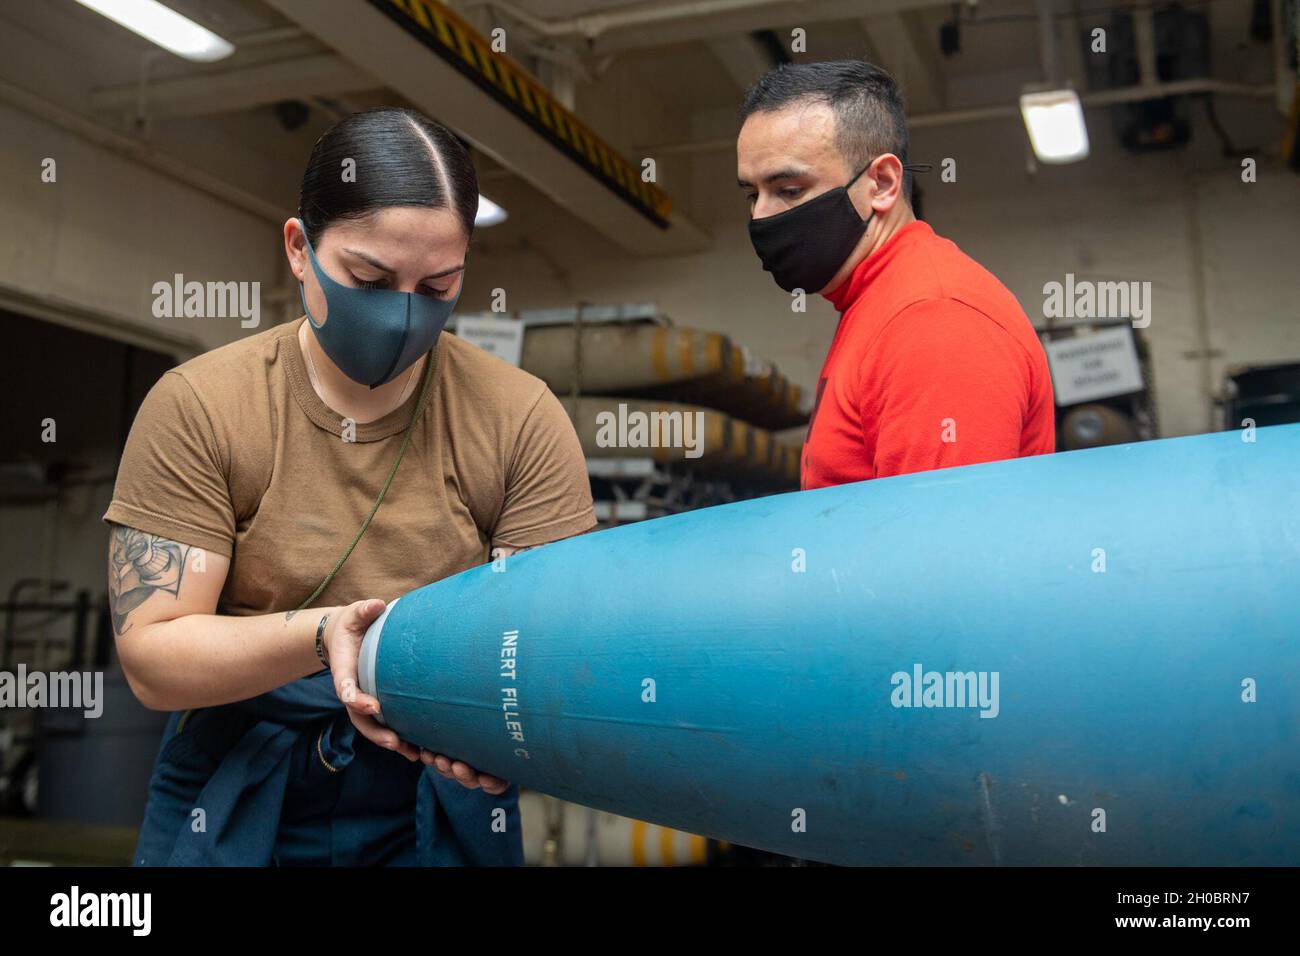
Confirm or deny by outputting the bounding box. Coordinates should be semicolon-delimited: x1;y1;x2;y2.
748;161;932;294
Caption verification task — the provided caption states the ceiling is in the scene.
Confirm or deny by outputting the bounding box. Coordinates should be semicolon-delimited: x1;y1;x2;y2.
0;0;1283;250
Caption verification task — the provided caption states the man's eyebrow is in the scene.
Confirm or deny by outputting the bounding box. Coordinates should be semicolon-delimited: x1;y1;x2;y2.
343;247;465;280
737;167;810;188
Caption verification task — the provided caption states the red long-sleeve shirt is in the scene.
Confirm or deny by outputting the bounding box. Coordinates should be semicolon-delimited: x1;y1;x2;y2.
801;220;1055;489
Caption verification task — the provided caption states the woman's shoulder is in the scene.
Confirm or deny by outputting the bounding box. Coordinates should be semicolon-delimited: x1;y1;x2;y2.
435;332;584;471
437;330;551;411
149;322;292;453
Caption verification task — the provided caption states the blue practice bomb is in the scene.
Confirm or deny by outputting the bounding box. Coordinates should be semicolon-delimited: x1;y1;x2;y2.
360;426;1299;865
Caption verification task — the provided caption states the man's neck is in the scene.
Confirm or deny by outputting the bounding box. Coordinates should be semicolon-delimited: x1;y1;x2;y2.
821;205;917;299
862;205;916;261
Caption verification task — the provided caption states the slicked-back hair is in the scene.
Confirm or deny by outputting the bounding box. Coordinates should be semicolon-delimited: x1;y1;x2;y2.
740;60;911;198
298;107;479;246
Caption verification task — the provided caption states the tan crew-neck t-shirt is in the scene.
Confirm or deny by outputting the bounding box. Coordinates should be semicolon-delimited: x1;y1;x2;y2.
103;319;596;615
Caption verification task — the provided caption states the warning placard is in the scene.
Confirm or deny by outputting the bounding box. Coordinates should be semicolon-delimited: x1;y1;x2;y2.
1045;327;1144;406
455;316;524;366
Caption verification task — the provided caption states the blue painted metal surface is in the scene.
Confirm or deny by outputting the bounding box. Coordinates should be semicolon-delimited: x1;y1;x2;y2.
360;427;1300;865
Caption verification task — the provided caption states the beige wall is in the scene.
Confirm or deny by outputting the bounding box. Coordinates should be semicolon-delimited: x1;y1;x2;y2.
0;103;289;358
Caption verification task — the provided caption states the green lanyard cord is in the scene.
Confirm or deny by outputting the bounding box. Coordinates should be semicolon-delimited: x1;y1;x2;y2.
295;346;438;612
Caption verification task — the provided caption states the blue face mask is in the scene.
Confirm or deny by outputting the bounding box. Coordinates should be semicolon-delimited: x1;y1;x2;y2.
296;220;460;389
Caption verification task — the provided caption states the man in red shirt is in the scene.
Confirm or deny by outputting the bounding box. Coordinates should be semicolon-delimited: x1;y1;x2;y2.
737;60;1054;488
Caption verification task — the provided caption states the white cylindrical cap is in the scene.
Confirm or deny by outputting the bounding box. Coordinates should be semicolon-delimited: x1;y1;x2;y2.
358;597;398;722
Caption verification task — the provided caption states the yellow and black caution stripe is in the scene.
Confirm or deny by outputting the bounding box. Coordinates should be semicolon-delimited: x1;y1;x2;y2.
370;0;673;227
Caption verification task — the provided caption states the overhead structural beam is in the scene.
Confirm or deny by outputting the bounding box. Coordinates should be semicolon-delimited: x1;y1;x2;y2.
860;12;945;114
89;53;378;119
0;76;284;224
705;35;777;93
0;283;205;359
261;0;708;256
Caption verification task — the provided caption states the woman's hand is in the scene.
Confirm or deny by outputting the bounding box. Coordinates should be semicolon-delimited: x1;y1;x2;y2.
324;600;511;793
324;598;422;761
420;751;509;795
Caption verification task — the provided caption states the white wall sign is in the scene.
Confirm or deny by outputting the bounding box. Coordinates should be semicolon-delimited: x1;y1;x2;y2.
1045;326;1144;406
455;316;524;366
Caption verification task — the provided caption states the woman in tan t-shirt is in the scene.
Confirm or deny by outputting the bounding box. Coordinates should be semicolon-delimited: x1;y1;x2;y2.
103;108;595;865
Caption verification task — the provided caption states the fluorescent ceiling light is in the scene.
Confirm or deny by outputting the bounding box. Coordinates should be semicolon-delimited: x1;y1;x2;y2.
74;0;235;62
1020;89;1090;164
475;194;508;227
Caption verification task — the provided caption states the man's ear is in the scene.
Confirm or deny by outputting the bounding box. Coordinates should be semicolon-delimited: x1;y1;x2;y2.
864;153;905;214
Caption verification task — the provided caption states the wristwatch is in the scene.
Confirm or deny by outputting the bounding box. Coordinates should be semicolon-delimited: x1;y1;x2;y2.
315;612;331;668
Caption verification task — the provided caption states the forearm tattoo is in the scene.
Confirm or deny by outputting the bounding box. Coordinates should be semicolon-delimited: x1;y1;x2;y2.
109;526;190;636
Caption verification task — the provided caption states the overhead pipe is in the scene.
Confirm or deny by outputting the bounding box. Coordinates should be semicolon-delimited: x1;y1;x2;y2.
470;0;803;41
1035;0;1063;88
1134;5;1160;88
